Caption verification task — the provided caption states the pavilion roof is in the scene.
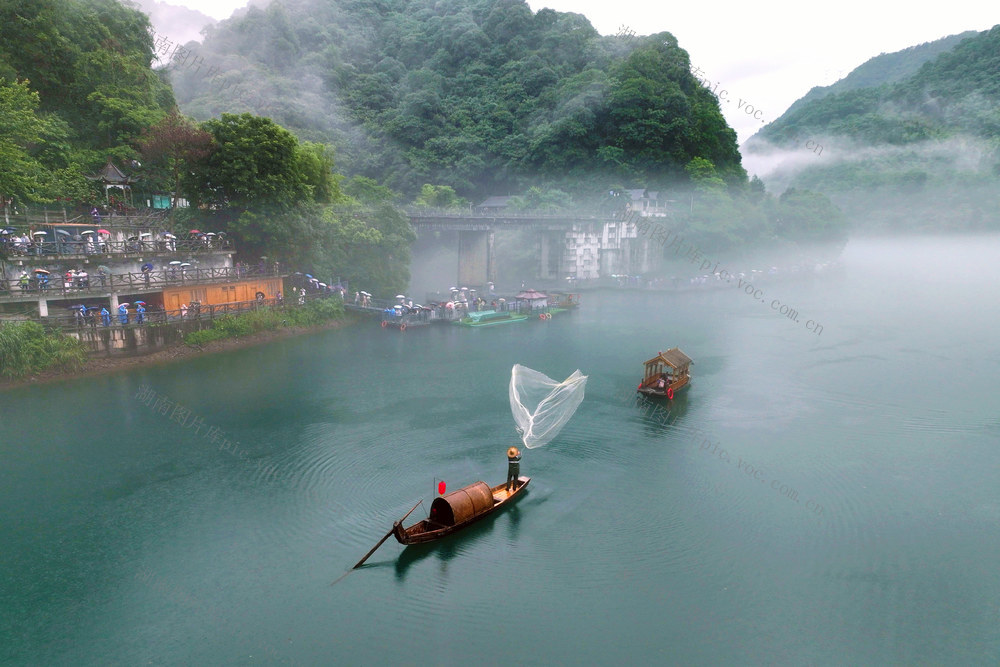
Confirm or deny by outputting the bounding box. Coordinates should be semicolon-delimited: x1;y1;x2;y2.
644;347;692;369
87;159;136;185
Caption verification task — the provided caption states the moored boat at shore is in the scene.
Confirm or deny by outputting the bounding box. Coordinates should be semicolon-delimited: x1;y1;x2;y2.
456;309;528;326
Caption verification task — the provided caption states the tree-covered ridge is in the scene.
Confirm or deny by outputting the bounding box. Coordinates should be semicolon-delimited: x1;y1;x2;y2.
774;31;979;122
171;0;745;198
757;26;1000;148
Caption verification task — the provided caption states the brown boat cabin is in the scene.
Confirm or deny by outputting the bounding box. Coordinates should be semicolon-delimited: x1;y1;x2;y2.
637;347;692;398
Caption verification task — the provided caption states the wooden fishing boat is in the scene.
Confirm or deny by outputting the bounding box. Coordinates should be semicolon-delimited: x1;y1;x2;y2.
392;476;530;545
637;347;692;399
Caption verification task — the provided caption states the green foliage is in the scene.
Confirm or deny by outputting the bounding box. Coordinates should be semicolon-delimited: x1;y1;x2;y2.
507;186;571;210
0;321;87;379
186;113;310;212
685;158;726;190
297;142;344;204
183;299;345;346
173;0;746;199
414;184;468;208
343;176;398;205
0;79;51;204
0;0;173;156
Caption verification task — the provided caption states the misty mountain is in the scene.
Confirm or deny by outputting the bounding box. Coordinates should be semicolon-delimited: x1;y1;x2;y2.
168;0;744;199
775;30;979;121
745;25;1000;230
130;0;216;47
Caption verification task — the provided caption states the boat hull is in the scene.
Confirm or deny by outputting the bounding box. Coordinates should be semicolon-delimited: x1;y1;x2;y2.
637;375;690;398
393;477;530;545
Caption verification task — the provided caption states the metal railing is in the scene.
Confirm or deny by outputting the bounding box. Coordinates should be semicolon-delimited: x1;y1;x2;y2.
2;208;171;227
0;237;231;259
0;265;281;300
45;291;340;331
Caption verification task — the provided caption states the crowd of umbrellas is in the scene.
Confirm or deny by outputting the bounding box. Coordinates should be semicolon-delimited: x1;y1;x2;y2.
0;226;226;256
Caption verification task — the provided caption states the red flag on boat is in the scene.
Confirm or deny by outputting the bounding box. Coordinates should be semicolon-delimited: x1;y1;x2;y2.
437;481;446;495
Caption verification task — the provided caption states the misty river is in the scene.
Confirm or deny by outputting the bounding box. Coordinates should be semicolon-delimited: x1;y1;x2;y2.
2;234;998;664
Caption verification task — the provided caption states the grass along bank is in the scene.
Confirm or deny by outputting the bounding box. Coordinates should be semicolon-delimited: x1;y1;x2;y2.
0;320;88;380
184;297;345;346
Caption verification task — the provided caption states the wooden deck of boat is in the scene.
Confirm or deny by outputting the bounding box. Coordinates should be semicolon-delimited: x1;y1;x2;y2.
491;487;514;502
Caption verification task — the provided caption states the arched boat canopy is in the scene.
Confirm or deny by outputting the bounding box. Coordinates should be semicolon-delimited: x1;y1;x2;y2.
428;481;494;526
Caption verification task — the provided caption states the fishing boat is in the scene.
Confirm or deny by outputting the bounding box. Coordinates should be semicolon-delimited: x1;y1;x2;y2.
392;477;530;545
637;347;692;399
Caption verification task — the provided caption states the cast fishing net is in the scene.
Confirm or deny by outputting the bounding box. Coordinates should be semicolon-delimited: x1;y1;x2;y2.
509;364;587;449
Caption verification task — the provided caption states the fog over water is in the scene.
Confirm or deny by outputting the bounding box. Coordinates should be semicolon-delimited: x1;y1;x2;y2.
2;230;998;664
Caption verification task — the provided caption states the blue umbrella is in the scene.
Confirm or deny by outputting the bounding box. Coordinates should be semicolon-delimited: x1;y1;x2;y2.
141;262;153;271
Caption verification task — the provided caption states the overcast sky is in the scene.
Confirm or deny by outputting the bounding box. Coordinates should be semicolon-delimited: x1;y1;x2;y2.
172;0;997;145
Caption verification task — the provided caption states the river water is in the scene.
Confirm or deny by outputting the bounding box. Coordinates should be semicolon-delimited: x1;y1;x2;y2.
2;235;998;665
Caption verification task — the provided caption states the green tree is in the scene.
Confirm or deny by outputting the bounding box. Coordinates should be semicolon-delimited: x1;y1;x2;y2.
297;142;343;204
414;184;468;209
185;113;310;213
0;79;52;210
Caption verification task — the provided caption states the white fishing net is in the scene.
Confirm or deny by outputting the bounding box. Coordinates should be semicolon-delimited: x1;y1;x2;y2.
509;364;588;449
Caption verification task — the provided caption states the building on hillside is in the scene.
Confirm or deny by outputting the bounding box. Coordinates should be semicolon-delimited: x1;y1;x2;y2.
536;188;668;281
622;188;672;217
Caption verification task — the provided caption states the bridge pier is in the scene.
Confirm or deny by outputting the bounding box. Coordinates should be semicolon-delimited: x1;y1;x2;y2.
457;230;494;287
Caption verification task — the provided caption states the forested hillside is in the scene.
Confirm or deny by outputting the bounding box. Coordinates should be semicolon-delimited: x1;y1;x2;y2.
773;31;978;122
171;0;745;198
746;26;1000;230
0;0;174;204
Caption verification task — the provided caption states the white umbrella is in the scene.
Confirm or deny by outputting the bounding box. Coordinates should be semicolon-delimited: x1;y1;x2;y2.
81;230;95;236
139;232;151;238
33;231;47;236
163;233;176;239
396;294;406;299
169;260;182;265
180;262;191;267
205;232;217;237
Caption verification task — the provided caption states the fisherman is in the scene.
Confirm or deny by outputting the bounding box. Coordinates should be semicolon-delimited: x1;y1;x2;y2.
506;446;521;492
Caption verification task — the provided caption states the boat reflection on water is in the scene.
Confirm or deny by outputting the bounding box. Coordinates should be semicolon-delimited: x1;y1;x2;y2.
633;387;690;432
393;504;525;582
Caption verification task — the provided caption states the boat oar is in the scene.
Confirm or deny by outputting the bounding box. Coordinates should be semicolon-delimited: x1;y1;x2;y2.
351;499;422;570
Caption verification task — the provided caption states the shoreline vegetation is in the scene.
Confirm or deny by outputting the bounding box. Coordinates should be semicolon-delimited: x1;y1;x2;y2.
0;300;356;392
